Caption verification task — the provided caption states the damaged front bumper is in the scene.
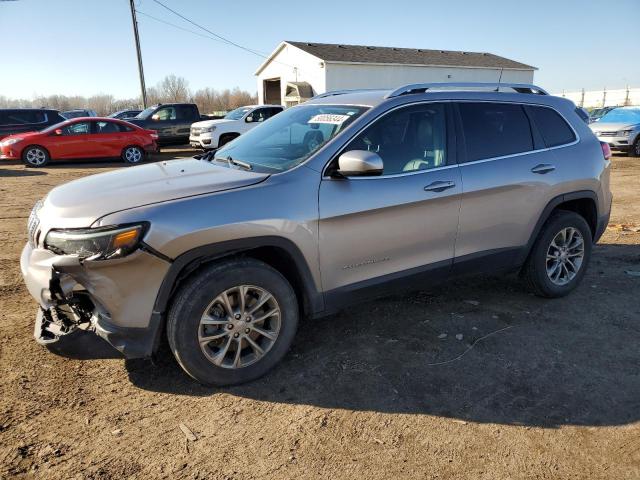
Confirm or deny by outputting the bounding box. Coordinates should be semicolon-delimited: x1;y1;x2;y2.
21;242;171;358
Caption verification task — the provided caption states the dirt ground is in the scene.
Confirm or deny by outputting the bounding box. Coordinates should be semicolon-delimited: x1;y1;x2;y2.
0;149;638;479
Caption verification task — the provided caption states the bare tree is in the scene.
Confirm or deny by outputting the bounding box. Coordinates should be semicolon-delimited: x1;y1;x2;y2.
157;74;191;103
0;75;257;115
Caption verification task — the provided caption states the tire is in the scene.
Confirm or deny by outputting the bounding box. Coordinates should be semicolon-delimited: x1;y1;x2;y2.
628;137;640;157
166;258;299;386
22;145;50;167
121;145;144;164
522;210;592;298
218;134;239;148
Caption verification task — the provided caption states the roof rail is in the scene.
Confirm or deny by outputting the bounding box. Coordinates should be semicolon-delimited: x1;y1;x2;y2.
311;88;382;100
385;82;550;98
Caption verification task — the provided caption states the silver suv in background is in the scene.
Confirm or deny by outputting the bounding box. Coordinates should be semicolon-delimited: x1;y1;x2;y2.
21;83;612;386
589;106;640;156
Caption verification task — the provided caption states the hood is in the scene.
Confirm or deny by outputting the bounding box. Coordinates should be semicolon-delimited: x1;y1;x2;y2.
191;118;235;127
590;122;638;132
39;159;268;229
3;130;41;140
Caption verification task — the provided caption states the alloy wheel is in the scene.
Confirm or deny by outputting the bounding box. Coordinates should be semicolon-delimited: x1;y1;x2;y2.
545;227;585;286
25;148;46;166
125;147;142;163
198;285;281;369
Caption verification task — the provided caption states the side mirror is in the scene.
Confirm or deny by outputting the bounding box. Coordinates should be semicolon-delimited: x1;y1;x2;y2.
151;114;160;121
245;116;253;123
336;150;383;177
54;129;63;136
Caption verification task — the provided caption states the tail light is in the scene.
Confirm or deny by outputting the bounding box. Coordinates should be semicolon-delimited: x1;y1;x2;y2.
600;141;611;160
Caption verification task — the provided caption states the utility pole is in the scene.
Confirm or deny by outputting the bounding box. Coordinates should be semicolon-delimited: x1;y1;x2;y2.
129;0;148;108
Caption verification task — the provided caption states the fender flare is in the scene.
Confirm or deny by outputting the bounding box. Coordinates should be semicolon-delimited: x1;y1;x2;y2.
152;236;323;316
518;190;600;265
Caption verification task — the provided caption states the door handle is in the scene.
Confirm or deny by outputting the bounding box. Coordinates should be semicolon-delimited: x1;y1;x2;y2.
531;163;556;174
424;180;456;192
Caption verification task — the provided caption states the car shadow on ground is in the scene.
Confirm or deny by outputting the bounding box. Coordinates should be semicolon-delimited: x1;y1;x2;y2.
52;243;640;428
0;168;47;177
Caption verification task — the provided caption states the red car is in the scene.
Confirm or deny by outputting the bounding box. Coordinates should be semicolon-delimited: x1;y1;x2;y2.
0;117;158;167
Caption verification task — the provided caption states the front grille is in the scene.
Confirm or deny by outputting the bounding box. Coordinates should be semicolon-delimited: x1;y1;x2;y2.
27;200;43;247
191;127;201;136
596;131;617;137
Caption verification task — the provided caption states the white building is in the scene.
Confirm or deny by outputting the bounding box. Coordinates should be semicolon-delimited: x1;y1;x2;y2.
255;41;537;106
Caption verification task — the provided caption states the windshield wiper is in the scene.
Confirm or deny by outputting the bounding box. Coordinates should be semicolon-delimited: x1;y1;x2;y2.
209;154;252;171
228;157;252;171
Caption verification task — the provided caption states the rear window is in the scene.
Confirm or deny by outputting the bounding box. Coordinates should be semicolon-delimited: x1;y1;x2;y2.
458;102;533;162
529;106;576;147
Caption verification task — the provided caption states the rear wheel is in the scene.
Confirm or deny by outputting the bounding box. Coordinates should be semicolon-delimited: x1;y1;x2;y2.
522;210;592;298
22;145;49;167
167;258;299;386
122;145;144;164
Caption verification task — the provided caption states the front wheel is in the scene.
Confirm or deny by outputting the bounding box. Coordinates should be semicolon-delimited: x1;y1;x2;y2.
628;137;640;157
167;258;299;386
122;145;144;164
522;210;592;298
22;145;49;167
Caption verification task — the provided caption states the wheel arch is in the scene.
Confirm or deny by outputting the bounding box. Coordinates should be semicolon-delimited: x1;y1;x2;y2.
218;132;241;145
22;144;51;160
152;236;324;322
520;190;599;265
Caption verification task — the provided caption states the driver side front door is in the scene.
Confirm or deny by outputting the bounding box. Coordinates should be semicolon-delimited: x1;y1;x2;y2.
318;102;461;302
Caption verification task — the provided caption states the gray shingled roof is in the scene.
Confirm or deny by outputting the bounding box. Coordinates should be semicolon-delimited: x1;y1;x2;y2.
286;41;536;70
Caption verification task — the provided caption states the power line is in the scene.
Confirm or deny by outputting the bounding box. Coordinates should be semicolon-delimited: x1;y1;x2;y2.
149;0;298;70
136;9;227;44
150;0;270;60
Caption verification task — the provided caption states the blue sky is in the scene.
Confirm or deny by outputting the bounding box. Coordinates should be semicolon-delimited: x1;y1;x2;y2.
1;0;638;99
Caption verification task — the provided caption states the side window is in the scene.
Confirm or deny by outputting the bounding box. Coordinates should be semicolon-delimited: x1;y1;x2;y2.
528;106;576;147
4;110;46;124
176;105;197;120
153;107;177;121
96;121;121;134
251;109;268;122
269;107;283;118
342;103;447;175
62;122;91;135
458;102;533;162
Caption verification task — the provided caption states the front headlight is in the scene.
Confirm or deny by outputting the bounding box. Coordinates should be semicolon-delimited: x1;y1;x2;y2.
201;126;216;133
617;130;632;137
45;223;147;260
0;137;23;147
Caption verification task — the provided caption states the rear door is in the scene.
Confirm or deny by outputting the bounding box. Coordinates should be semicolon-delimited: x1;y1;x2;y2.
93;120;127;157
176;105;198;141
453;101;566;270
318;102;462;295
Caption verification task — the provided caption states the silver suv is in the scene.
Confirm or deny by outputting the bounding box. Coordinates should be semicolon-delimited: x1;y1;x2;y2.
21;83;612;385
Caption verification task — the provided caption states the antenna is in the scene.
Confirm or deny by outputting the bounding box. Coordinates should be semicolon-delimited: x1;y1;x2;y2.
495;68;504;92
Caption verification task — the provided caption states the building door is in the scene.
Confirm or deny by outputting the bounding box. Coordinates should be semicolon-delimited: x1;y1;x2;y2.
263;78;281;105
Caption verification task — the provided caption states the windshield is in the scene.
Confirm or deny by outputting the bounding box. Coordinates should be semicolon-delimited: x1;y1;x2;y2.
135;106;156;119
597;108;640;124
214;104;369;173
40;120;70;133
224;107;252;120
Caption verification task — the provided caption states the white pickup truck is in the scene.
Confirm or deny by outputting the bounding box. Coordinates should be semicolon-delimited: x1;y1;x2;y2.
189;105;284;150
